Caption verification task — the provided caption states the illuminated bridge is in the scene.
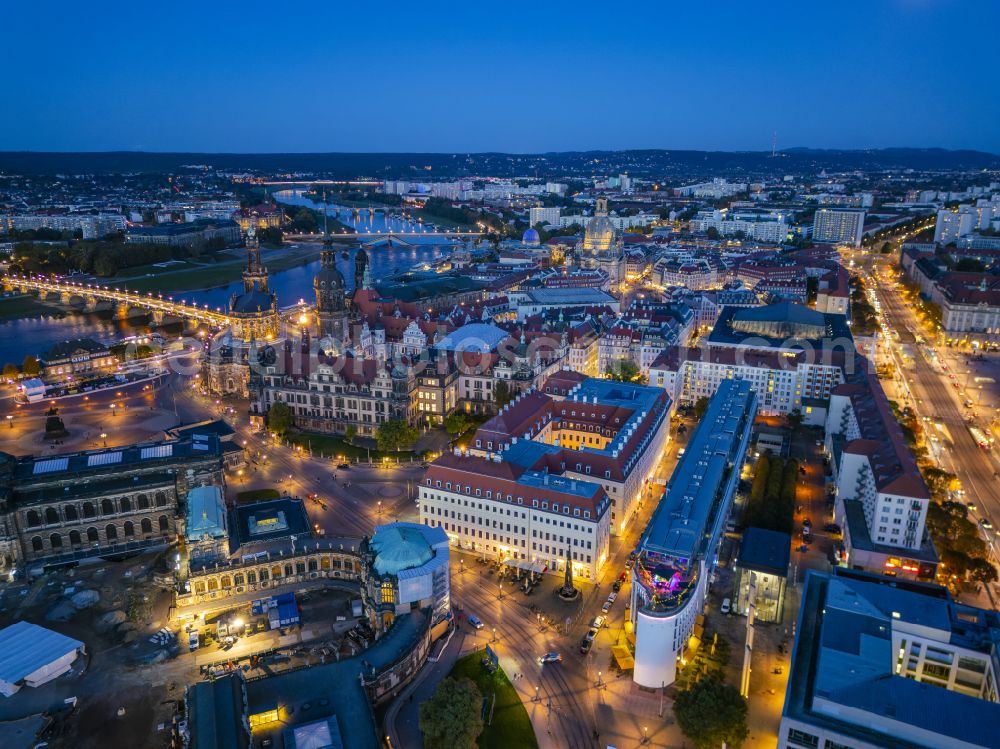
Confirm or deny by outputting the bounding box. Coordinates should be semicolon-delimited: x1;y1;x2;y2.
2;274;232;326
283;229;481;246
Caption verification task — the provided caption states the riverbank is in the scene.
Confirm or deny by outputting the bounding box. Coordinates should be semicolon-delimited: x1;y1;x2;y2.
112;243;324;294
0;294;66;321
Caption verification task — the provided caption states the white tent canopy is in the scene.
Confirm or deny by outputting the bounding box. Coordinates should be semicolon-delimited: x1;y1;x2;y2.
0;621;85;697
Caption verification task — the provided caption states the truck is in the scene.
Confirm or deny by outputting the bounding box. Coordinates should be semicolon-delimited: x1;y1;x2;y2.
969;426;992;450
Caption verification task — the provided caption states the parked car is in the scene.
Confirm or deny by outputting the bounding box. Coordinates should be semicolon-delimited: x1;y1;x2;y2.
601;601;612;613
607;592;618;603
612;581;622;593
579;638;593;654
539;652;563;664
591;615;606;629
468;615;484;629
721;598;731;615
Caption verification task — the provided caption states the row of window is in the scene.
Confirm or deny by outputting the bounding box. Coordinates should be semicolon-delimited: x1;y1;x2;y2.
423;485;594;519
25;493;169;527
29;516;169;552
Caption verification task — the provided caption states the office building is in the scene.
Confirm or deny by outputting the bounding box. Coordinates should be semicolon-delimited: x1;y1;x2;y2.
780;569;1000;749
630;379;757;688
812;208;865;247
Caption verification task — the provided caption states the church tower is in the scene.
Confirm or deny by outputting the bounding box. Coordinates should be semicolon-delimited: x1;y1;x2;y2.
242;225;269;294
314;249;347;335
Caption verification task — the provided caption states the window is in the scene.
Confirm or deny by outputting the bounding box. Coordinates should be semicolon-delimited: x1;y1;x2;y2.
786;729;819;749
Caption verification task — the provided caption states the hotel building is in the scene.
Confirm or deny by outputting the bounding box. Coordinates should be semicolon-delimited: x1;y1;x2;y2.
469;373;673;534
418;451;612;580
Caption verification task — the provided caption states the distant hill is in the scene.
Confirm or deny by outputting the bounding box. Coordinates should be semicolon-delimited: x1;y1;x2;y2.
0;147;997;178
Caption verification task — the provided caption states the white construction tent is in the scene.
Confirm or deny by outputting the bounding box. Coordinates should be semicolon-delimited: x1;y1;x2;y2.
0;621;86;697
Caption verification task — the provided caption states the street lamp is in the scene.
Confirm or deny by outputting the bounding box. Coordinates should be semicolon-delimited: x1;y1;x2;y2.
498;582;503;600
110;403;116;417
100;432;107;447
491;627;497;643
642;726;649;744
377;501;383;516
534;686;539;702
5;415;11;429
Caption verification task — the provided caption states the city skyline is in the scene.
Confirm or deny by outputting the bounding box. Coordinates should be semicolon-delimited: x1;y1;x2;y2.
4;0;1000;154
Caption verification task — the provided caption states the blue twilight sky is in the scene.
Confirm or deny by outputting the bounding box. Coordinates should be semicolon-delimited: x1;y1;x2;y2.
3;0;998;154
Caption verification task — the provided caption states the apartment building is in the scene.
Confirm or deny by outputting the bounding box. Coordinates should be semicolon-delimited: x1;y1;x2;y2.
825;371;936;577
812;208;865;247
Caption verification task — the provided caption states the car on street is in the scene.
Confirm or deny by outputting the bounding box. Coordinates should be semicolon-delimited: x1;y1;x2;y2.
337;463;350;470
601;601;612;613
539;652;563;664
721;598;731;615
607;592;618;603
980;518;994;530
468;615;484;629
591;615;606;629
612;580;622;592
579;638;593;654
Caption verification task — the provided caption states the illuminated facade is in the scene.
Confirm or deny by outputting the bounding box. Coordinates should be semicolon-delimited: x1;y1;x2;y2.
418;451;612;580
229;226;280;343
631;380;756;688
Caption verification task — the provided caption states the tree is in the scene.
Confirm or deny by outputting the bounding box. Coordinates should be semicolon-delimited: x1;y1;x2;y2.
674;678;749;749
705;226;721;240
266;401;294;436
21;355;40;377
693;396;711;420
2;362;18;379
606;358;645;383
787;409;803;434
969;557;998;585
494;380;511;409
444;411;474;435
343;425;357;444
880;241;893;254
376;419;418;453
419;676;483;749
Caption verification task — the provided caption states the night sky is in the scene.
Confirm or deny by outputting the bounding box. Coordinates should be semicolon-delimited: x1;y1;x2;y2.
4;0;998;154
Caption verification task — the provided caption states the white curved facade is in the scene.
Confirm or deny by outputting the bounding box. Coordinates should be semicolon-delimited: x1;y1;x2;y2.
633;559;708;688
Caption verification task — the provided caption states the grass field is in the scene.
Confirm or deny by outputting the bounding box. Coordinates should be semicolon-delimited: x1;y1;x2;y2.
235;488;281;503
115;245;320;294
0;294;65;321
284;431;417;462
448;650;538;749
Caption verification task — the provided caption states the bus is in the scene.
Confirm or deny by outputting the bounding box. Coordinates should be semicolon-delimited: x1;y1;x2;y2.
969;426;992;450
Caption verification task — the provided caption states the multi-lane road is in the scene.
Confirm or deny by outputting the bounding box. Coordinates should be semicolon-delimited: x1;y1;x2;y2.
865;251;1000;578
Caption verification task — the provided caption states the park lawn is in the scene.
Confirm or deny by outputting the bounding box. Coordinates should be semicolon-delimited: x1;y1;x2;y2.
284;430;417;463
448;650;539;749
409;209;477;231
0;294;65;321
114;246;320;294
119;262;245;294
235;488;282;503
